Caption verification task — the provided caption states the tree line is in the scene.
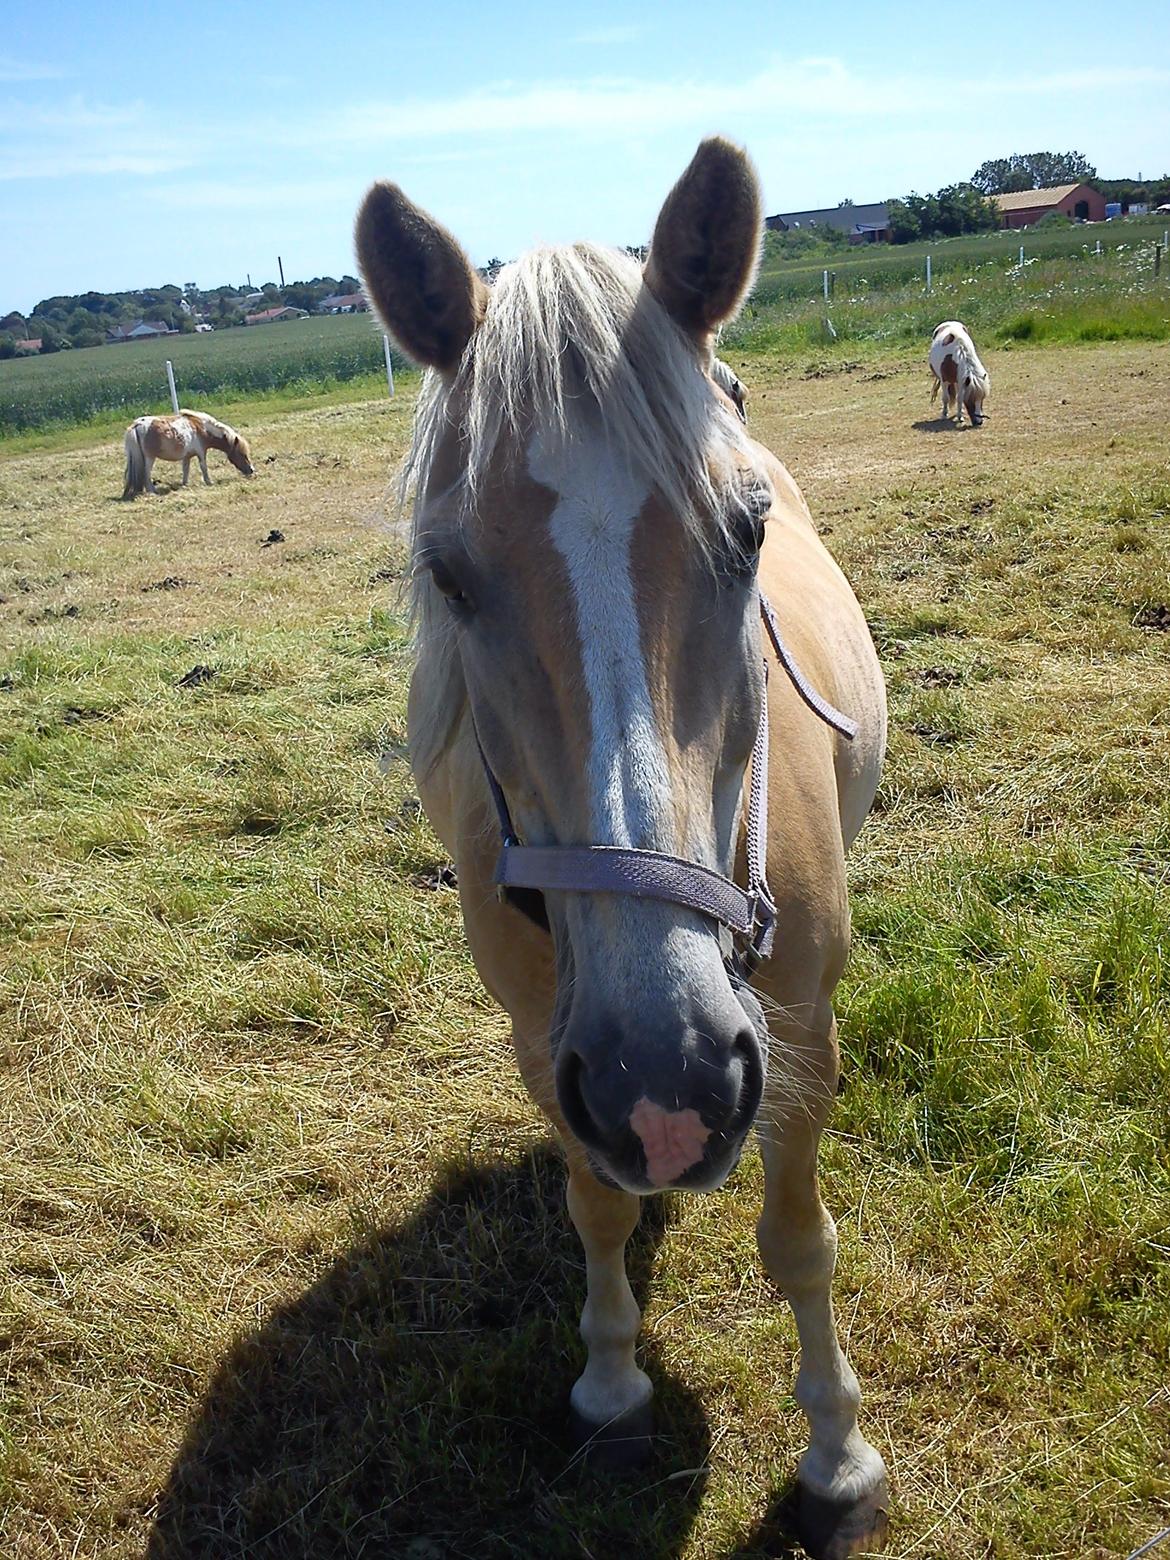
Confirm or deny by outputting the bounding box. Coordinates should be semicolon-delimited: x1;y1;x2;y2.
884;150;1106;245
1;275;362;358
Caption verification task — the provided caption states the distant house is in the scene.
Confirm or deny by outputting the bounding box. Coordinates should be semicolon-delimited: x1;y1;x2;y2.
317;292;368;314
14;338;42;354
766;202;891;244
107;320;176;343
992;184;1105;228
244;306;309;325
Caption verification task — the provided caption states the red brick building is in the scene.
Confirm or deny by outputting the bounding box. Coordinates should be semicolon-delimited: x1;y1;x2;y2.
993;183;1106;228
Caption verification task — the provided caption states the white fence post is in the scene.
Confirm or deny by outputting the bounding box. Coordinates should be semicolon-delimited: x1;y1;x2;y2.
1019;245;1025;266
165;360;179;414
1096;239;1102;256
383;333;395;398
925;254;932;293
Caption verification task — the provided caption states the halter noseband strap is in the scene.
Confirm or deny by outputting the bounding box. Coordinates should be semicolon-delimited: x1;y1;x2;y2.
477;592;856;970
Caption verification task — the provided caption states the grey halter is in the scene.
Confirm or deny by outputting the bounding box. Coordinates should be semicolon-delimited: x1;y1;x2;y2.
477;591;856;973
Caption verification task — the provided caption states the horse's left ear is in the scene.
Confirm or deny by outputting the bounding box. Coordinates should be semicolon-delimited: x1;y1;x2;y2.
356;181;488;374
643;137;762;341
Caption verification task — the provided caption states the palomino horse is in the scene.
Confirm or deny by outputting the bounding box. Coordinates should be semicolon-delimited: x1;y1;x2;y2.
357;138;890;1558
929;320;990;427
122;410;254;498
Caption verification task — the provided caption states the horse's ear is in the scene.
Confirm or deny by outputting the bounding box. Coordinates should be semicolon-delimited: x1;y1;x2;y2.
643;137;762;341
356;181;488;374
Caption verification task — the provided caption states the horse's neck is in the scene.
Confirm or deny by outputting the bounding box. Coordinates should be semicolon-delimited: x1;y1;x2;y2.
198;418;229;452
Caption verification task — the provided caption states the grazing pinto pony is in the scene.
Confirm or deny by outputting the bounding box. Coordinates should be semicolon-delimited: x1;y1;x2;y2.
929;320;990;427
122;410;254;498
357;139;890;1559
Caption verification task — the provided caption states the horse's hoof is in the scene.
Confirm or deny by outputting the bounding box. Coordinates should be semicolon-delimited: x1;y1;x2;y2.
569;1398;654;1471
795;1477;890;1558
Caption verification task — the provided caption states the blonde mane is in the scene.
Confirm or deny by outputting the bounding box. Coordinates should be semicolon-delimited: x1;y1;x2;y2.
403;242;747;541
400;241;750;776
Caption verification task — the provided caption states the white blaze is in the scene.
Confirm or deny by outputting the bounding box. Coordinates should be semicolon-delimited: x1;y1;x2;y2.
528;431;671;848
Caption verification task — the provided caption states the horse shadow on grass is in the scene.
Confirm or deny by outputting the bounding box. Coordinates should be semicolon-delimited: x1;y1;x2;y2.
911;417;986;434
147;1145;742;1560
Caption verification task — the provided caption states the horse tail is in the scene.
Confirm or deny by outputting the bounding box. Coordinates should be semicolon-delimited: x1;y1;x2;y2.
122;422;147;499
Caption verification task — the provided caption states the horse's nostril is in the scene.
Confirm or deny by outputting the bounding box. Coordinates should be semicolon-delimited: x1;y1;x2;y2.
556;1045;596;1143
731;1025;765;1116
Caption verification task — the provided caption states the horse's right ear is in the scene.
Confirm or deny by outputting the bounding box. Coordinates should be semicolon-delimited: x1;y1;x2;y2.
356;182;488;374
643;137;762;342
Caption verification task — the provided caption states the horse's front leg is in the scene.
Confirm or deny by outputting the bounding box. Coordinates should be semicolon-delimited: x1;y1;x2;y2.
199;451;211;485
181;456;191;486
565;1160;653;1462
756;1013;889;1559
509;1020;653;1465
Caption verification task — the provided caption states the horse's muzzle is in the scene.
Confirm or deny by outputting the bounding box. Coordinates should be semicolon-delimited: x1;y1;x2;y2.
554;1005;765;1194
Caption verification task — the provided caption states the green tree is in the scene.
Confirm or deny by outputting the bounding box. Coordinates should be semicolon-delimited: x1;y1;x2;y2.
972;151;1097;194
280;281;324;312
0;333;16;359
886;198;921;244
29;319;63;352
888;184;997;242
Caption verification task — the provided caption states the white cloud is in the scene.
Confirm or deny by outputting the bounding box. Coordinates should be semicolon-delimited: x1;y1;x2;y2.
0;92;190;181
0;55;66;82
0;151;192;181
136;176;356;210
289;57;1170;151
569;25;647;46
0;94;145;132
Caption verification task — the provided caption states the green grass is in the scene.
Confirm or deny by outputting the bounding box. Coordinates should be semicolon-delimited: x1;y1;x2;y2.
0;313;407;436
7;217;1169;441
1;344;1168;1557
730;232;1170;356
754;215;1170;297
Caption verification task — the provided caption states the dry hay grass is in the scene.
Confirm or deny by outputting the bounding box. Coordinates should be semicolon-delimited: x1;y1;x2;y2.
0;341;1168;1558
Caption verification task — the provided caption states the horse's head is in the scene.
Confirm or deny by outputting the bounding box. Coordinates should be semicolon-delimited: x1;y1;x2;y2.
359;140;775;1194
963;369;988;428
227;430;254;476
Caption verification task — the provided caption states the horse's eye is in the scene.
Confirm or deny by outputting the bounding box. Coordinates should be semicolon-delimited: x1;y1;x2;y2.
429;559;473;614
724;478;771;572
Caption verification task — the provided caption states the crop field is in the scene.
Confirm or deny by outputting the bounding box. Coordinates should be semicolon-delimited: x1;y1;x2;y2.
1;338;1168;1558
0;313;406;437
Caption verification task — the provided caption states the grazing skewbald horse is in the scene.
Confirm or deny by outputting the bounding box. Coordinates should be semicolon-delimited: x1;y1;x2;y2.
122;410;254;499
929;320;990;427
357;138;890;1558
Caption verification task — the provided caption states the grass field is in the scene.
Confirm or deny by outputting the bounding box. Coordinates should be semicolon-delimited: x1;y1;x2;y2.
734;218;1170;356
4;217;1167;441
1;339;1168;1558
0;313;406;437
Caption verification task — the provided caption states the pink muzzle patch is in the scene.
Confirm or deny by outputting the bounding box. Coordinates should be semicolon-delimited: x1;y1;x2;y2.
629;1097;712;1187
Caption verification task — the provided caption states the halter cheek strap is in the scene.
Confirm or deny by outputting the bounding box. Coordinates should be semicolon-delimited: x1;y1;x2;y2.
476;592;856;970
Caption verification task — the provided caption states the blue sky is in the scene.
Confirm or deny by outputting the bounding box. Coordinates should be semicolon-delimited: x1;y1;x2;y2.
2;0;1167;314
